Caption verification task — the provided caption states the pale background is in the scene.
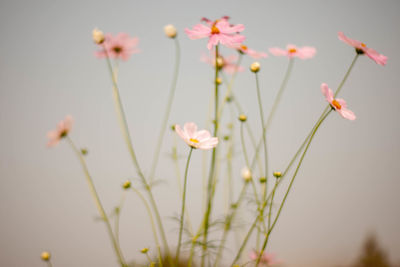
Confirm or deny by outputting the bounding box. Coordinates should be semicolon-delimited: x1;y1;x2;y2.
0;0;399;266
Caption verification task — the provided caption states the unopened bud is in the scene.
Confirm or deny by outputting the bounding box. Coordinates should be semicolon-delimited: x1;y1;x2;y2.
241;167;252;182
171;124;176;131
216;57;224;69
273;171;282;178
259;177;266;183
238;114;247;122
122;180;131;189
164;24;177;38
250;62;260;73
41;251;51;261
81;148;88;155
216;77;222;85
140;247;149;254
92;28;105;44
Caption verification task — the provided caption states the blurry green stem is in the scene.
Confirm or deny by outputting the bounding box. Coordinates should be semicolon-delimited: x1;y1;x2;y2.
149;38;181;183
334;54;359;98
66;137;127;267
175;147;194;262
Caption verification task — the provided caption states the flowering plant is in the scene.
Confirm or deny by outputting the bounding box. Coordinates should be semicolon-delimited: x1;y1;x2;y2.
44;17;386;267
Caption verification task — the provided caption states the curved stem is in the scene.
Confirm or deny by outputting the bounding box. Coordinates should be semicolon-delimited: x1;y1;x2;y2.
66;137;127;267
256;109;332;266
149;38;181;184
201;45;220;267
175;147;194;262
114;191;127;252
334;54;359;98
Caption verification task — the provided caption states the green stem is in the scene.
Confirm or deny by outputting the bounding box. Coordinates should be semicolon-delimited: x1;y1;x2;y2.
231;215;259;265
114;191;127;254
66;137;127;267
201;45;220;267
334;54;359;98
46;261;53;267
102;49;171;260
267;179;279;231
149;38;181;184
175;147;194;262
256;110;332;266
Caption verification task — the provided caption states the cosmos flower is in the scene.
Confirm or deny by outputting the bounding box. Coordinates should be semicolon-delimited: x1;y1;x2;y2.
235;44;268;59
321;83;356;120
201;52;244;74
175;122;218;150
249;250;281;266
185;17;245;50
47;115;73;147
95;33;140;61
269;44;316;59
338;32;387;66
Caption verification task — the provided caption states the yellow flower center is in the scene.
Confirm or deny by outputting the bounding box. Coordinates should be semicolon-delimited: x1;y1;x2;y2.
332;99;342;110
190;138;199;143
241;45;248;50
288;48;297;53
361;43;367;48
211;25;220;34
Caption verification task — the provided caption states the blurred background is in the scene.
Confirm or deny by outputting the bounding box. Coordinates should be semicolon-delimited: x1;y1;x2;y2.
0;0;399;266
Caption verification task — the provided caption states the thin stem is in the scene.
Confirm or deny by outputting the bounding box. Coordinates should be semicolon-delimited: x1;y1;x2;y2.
131;186;163;266
265;58;294;130
66;137;127;267
201;45;220;267
267;179;279;231
46;261;53;267
149;38;181;184
175;147;194;262
102;49;171;259
114;191;127;252
256;110;332;266
232;215;259;265
334;54;359;98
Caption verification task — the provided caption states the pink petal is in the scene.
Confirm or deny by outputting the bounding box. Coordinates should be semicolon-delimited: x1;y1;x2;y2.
297;46;316;59
338;32;362;48
365;47;387;66
194;130;211;142
321;83;333;103
183;122;198;138
207;34;220;50
336;98;347;109
198;137;218;150
269;47;288;57
175;124;189;141
185;24;211;39
339;108;356;120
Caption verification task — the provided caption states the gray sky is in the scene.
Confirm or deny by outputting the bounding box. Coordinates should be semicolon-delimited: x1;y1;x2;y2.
0;0;399;266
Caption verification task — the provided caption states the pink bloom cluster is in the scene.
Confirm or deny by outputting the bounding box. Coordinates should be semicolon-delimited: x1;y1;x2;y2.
201;53;244;74
47;115;73;147
321;83;356;120
249;250;281;266
338;32;387;66
269;44;316;59
185;17;245;50
95;33;140;61
175;122;218;150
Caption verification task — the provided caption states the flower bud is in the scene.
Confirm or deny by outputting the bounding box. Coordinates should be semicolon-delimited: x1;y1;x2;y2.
216;57;224;69
81;148;88;155
216;77;222;85
92;28;105;44
259;176;266;183
140;247;149;254
241;167;252;182
238;114;247;122
273;171;282;178
41;251;51;261
250;62;261;73
122;180;131;189
164;24;177;38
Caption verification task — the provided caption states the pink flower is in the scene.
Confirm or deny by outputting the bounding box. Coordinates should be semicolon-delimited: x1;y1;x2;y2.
235;44;268;59
175;122;218;150
201;52;244;74
95;33;139;61
185;17;245;50
249;250;281;266
47;115;73;147
338;32;387;66
321;83;356;120
269;44;316;59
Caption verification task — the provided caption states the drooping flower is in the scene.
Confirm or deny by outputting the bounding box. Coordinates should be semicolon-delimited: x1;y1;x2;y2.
249;250;281;266
185;17;245;50
235;44;268;59
201;52;244;74
95;33;140;61
269;44;316;59
338;32;387;66
175;122;218;150
47;115;73;147
321;83;356;120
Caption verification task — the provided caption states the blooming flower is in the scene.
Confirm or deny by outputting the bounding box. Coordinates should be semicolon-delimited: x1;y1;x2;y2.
338;32;387;66
249;250;281;266
95;33;139;61
47;115;73;147
235;44;268;59
185;17;245;50
201;53;244;74
321;83;356;120
269;44;316;59
175;122;218;150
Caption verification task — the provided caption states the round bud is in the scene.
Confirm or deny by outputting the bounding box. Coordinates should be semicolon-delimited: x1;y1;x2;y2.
122;180;131;189
92;28;105;44
238;114;247;122
171;124;176;131
259;176;267;183
41;251;51;261
164;24;177;38
81;148;88;155
241;167;252;182
216;77;222;85
273;171;282;178
250;62;261;73
140;247;149;254
216;57;224;69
